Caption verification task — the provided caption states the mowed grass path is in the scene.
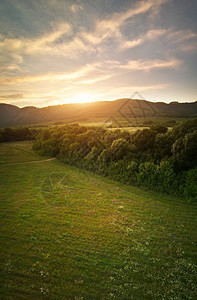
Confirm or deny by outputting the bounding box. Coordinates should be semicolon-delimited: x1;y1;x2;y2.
0;142;196;299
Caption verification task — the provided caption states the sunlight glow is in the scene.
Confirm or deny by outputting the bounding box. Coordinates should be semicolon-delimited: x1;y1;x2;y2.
64;93;96;104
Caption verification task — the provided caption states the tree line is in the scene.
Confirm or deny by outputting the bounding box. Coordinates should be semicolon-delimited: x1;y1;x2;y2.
0;127;40;143
32;119;197;202
1;119;196;201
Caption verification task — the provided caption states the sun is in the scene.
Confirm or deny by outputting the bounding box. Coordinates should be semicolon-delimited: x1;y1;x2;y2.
69;93;96;104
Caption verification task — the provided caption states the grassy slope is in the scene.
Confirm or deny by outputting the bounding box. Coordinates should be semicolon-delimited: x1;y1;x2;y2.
0;141;51;164
0;142;196;299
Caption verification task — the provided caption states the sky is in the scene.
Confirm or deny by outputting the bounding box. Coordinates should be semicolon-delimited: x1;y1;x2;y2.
0;0;197;107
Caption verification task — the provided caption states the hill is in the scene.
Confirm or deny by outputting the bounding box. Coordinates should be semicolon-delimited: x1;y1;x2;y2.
0;99;197;127
0;141;196;298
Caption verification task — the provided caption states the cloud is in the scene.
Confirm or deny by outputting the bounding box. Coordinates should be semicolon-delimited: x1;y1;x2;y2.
115;58;182;71
109;83;170;94
78;74;113;84
0;0;170;73
0;56;182;88
168;29;197;52
180;42;197;52
120;28;167;50
0;22;72;73
0;93;24;101
80;0;168;46
88;83;170;103
70;3;83;13
92;58;182;73
0;56;23;73
0;63;110;85
0;23;71;49
168;29;197;43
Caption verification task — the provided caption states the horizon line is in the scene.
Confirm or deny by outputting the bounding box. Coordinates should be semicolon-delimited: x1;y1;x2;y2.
1;97;197;109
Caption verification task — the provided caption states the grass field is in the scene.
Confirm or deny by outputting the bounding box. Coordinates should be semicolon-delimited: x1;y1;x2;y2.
0;142;196;299
30;115;182;132
0;141;51;164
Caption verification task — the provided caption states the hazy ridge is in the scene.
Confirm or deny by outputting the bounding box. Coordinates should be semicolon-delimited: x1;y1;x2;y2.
1;98;197;127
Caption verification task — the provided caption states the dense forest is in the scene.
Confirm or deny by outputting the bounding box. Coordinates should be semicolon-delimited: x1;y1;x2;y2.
0;127;39;142
32;119;197;202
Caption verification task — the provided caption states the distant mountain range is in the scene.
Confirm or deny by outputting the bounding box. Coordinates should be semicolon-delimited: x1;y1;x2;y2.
0;99;197;127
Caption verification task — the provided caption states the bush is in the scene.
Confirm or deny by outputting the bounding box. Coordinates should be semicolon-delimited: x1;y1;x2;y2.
127;161;138;184
156;160;178;193
108;160;129;183
179;169;197;202
137;162;157;189
137;161;177;193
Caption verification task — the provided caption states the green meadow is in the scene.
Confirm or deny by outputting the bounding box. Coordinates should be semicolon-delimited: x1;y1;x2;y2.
0;141;50;164
0;142;196;299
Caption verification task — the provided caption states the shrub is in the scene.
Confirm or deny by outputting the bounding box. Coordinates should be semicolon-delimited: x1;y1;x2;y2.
156;160;178;193
127;161;138;184
179;169;197;202
137;162;157;189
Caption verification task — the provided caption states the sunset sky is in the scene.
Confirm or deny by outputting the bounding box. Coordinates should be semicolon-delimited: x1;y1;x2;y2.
0;0;197;107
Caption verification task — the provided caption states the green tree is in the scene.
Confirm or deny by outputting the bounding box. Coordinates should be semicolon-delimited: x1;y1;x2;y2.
179;169;197;202
150;124;168;134
154;133;173;160
172;130;197;171
111;138;129;160
132;129;157;152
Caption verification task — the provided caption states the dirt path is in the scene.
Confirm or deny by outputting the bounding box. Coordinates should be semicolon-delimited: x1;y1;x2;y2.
0;157;56;166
